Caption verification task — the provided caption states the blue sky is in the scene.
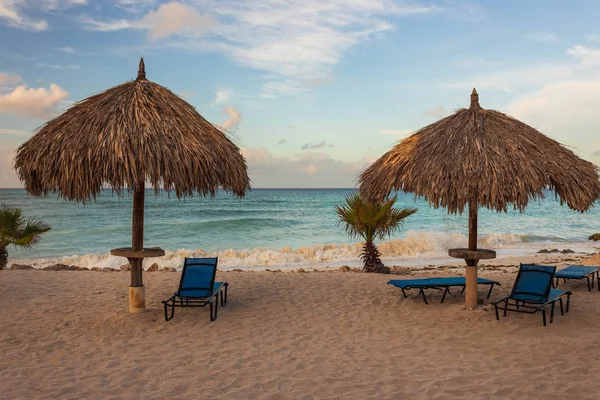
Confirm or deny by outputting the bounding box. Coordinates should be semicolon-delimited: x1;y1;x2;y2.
1;0;600;188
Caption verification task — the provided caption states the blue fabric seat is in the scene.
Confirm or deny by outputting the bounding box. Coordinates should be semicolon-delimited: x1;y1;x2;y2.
554;265;599;292
162;257;228;322
388;276;500;304
492;264;571;326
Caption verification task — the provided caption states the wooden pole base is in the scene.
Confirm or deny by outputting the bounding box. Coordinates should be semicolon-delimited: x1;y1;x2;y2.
465;264;478;309
129;286;146;313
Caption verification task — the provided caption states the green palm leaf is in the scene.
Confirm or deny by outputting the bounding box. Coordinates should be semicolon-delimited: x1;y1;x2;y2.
334;193;417;273
0;204;51;268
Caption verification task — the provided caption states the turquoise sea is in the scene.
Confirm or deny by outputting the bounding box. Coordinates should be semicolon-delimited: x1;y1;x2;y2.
1;188;599;270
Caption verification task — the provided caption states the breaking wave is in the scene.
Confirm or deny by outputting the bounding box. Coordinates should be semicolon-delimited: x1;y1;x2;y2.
13;231;570;271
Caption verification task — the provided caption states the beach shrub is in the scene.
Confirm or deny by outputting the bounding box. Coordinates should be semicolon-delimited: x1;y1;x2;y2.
335;194;417;273
0;204;51;270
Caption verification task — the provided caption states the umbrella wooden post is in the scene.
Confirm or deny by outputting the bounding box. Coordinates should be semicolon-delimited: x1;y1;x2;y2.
465;202;478;309
448;203;495;309
129;184;145;313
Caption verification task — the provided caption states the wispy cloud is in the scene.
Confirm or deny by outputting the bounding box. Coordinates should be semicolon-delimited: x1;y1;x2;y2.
423;105;446;119
213;89;232;106
0;72;22;86
0;0;48;30
220;105;242;131
0;0;86;31
0;84;69;119
80;1;212;39
0;128;28;135
242;147;374;187
525;32;559;43
586;34;600;42
380;129;412;137
178;90;195;99
301;140;335;150
83;0;439;98
567;45;600;67
38;63;81;70
57;46;76;53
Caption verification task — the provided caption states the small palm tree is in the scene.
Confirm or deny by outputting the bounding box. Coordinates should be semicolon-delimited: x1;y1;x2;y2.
335;193;417;273
0;204;51;270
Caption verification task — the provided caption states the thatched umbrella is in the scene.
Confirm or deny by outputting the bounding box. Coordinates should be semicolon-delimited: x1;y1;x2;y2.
359;89;600;309
14;59;250;313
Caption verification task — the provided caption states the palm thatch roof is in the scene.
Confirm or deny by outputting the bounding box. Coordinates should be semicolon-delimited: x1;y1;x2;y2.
14;58;250;201
359;89;600;213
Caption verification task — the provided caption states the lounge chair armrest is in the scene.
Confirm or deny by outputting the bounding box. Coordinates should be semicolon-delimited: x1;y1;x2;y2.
491;296;509;306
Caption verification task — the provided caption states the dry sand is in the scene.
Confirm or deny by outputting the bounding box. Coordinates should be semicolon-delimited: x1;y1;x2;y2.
1;254;600;399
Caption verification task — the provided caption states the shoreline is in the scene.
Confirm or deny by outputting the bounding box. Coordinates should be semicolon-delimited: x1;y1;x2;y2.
7;251;597;273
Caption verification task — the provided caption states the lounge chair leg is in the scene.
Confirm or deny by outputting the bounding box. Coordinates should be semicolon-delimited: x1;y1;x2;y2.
210;297;219;321
550;302;555;323
566;294;571;313
401;288;408;298
460;286;465;294
559;298;564;315
494;303;500;321
515;300;519;310
163;298;175;321
586;276;591;292
441;287;450;303
486;284;494;299
419;288;428;304
503;299;509;317
224;283;228;305
542;309;547;327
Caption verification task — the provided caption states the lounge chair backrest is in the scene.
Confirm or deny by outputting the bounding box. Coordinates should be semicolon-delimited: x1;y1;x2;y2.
510;264;556;303
177;257;218;298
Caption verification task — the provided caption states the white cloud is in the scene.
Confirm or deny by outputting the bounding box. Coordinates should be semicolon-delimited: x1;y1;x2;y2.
41;0;87;11
0;144;21;188
380;129;412;138
81;1;212;39
116;0;158;13
85;0;438;98
178;90;195;99
38;63;81;70
241;147;375;187
79;15;132;31
0;128;28;135
423;105;446;119
0;72;22;86
213;89;232;105
0;0;86;30
301;140;335;150
57;46;76;53
139;2;212;40
525;32;559;42
0;84;69;118
0;0;48;30
506;80;600;133
586;34;600;42
567;45;600;68
220;105;242;131
443;63;575;92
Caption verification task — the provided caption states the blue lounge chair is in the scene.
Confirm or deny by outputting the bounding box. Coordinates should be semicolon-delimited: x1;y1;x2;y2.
162;257;228;322
388;277;500;304
492;264;571;326
554;265;600;292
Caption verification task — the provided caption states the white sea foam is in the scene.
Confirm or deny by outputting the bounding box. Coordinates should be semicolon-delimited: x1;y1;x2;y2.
14;230;591;271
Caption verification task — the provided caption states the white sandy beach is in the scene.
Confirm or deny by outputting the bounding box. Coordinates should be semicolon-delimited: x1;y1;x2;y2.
1;253;599;399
